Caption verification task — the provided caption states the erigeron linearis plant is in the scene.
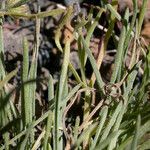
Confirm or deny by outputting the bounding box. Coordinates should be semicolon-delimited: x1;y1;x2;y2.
0;0;150;150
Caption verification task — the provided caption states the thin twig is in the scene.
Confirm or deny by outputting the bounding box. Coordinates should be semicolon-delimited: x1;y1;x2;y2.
78;99;104;133
62;88;95;140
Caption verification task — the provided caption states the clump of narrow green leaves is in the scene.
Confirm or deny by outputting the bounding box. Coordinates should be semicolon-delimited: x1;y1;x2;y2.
6;0;29;13
0;0;150;150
